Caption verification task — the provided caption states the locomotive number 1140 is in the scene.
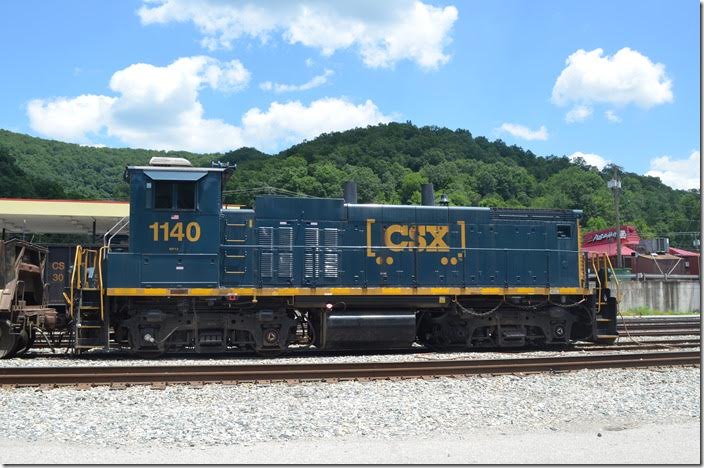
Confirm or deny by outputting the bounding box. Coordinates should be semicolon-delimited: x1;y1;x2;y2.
149;221;201;242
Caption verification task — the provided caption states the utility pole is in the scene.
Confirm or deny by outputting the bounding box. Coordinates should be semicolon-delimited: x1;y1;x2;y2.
607;166;623;268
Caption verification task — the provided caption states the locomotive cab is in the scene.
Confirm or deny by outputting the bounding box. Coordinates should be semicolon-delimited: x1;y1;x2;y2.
107;158;229;289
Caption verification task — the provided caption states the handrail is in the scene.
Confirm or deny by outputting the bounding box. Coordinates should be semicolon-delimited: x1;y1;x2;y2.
104;216;129;251
603;254;622;303
98;246;106;320
69;245;82;318
590;255;602;312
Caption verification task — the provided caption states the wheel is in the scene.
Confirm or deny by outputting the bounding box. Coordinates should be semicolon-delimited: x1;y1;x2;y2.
15;329;36;356
0;321;18;359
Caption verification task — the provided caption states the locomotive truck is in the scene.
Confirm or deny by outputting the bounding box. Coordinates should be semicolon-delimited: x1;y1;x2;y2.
0;157;619;357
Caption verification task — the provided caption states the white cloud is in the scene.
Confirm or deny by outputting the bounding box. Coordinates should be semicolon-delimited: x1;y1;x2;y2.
552;48;673;113
27;57;390;153
260;69;333;93
646;150;701;190
605;110;622;123
565;105;592;123
498;123;548;141
240;98;390;151
27;94;115;143
569;151;610;170
137;0;458;70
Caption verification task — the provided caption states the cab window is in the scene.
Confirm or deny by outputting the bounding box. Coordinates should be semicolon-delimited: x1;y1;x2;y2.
557;224;572;238
153;181;197;210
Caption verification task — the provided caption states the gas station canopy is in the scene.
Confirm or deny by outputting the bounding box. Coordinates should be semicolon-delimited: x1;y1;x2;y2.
0;198;129;235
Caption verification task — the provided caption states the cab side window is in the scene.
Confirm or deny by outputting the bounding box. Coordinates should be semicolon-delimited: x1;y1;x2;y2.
175;182;196;209
154;182;173;209
557;224;571;238
153;181;197;210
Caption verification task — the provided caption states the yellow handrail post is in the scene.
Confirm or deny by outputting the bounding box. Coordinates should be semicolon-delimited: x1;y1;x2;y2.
69;245;82;318
604;254;621;303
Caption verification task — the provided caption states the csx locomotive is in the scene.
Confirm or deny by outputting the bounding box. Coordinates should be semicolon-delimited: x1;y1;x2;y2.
1;157;619;357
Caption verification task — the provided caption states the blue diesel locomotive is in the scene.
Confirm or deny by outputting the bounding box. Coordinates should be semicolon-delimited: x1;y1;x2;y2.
65;157;618;356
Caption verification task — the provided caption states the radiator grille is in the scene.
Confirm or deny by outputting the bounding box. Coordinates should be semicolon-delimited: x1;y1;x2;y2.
260;252;273;278
323;228;339;278
258;227;274;278
304;227;319;278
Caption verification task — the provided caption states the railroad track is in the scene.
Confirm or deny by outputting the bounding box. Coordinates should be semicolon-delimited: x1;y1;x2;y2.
575;340;700;352
617;316;700;336
1;351;698;388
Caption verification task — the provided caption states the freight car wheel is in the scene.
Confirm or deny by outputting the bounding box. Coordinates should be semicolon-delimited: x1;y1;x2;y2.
0;321;18;359
14;329;35;356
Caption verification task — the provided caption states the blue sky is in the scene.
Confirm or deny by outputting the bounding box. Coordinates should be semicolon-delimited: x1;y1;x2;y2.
0;0;699;189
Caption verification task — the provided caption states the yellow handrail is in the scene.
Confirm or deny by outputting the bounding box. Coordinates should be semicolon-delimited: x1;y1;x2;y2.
591;254;602;312
603;254;622;303
69;245;83;318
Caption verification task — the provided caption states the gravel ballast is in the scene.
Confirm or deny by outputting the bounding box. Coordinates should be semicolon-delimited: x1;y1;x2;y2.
0;365;699;463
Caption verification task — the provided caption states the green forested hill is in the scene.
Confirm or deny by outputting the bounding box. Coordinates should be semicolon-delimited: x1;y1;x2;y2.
0;124;699;242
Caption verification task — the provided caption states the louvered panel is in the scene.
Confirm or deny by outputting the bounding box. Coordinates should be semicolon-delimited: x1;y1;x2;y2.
322;228;339;278
304;252;317;278
323;228;338;247
323;253;338;278
258;227;273;247
278;227;293;249
278;252;293;278
304;227;319;278
258;227;274;279
260;252;273;278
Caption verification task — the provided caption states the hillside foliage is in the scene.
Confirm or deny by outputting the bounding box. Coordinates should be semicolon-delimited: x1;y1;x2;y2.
0;124;699;245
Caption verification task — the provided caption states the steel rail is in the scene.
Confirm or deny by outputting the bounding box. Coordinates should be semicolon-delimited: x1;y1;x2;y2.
0;351;698;388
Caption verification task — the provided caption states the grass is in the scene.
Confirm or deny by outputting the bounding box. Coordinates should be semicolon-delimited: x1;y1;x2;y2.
620;306;700;316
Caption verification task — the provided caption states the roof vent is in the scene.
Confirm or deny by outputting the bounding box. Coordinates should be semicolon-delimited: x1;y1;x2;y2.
149;156;193;167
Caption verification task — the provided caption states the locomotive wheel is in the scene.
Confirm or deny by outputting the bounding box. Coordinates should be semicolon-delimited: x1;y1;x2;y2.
0;321;18;359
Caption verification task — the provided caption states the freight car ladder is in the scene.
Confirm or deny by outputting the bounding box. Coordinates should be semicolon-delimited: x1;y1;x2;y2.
591;253;620;343
65;246;109;352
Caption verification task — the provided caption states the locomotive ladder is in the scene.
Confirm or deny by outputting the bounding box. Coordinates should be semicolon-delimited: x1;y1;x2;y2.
64;245;109;353
591;253;620;342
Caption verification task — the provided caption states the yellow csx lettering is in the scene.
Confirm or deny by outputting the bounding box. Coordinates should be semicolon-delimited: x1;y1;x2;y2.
384;224;449;252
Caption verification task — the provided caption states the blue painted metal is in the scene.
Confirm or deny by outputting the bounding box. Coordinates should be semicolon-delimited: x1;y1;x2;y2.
106;166;583;291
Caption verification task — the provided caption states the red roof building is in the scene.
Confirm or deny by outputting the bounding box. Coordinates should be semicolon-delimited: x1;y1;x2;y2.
582;225;700;276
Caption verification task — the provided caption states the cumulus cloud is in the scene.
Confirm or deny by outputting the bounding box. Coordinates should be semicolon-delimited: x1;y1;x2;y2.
240;98;390;151
569;151;610;170
604;110;622;123
27;94;116;143
552;48;673;122
27;56;390;153
565;105;592;123
646;150;701;190
260;69;333;93
498;123;548;141
137;0;458;70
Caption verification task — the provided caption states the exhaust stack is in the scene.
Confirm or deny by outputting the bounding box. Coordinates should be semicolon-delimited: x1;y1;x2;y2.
421;183;435;206
343;181;358;204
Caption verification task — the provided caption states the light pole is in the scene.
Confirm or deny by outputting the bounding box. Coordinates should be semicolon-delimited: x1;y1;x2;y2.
607;170;622;268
